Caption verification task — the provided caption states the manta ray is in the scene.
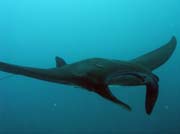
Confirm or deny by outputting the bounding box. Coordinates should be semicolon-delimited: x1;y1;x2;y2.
0;36;177;115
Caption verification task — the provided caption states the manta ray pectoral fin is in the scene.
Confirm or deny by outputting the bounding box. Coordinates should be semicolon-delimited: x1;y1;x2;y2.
96;86;132;111
131;36;177;71
55;56;67;67
145;81;159;115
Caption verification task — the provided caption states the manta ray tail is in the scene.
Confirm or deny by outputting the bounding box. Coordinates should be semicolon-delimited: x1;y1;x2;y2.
0;61;54;82
131;36;177;70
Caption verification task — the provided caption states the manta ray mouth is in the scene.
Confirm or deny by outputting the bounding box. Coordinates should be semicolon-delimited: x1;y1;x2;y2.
106;71;146;84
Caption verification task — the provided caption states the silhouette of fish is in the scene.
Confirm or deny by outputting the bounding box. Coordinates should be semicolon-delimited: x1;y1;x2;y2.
0;36;177;115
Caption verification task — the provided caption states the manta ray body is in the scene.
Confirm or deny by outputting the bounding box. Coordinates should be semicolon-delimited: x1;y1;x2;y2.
0;36;177;115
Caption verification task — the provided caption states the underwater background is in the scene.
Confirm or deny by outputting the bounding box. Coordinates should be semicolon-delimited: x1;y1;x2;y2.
0;0;180;133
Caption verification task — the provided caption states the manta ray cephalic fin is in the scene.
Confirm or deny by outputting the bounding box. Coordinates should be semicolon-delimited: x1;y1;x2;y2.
145;79;159;115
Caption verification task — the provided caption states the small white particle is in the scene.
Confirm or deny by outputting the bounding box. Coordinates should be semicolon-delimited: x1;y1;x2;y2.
53;103;57;107
164;105;169;110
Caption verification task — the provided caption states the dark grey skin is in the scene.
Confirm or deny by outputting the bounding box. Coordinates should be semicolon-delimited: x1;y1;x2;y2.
0;36;177;115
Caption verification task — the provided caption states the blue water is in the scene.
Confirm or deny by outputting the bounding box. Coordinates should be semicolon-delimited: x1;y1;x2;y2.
0;0;180;133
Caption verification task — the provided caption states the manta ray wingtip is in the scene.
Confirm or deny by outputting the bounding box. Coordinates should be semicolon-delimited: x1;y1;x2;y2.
170;36;177;45
126;105;132;112
119;102;132;112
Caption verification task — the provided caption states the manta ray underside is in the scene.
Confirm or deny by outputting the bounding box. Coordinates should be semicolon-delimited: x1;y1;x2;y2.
0;36;177;115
